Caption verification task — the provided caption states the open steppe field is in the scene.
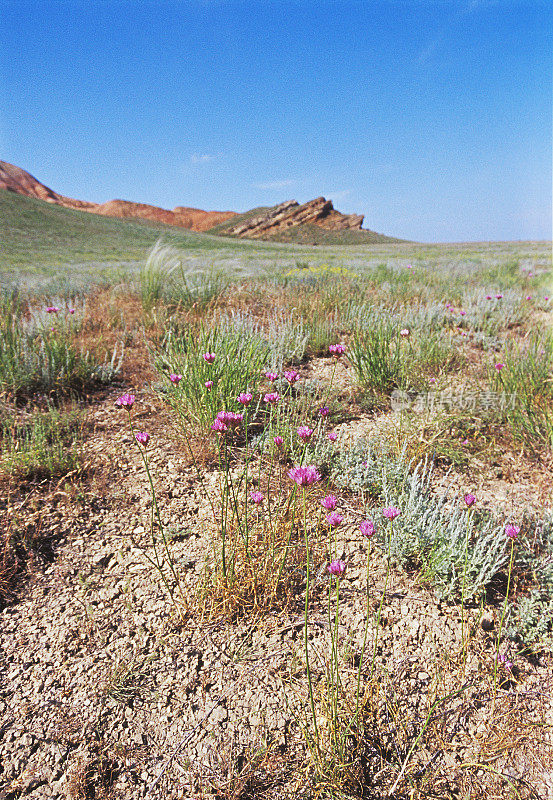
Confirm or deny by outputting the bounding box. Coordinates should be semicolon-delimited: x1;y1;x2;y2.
1;196;553;799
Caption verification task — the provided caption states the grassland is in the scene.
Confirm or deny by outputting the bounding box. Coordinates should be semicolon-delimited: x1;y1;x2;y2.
1;188;552;799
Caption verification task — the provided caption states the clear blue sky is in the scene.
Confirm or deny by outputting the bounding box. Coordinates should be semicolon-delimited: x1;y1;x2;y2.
1;0;551;242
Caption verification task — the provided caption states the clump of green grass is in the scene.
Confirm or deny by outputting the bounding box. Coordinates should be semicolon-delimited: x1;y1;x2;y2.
154;322;269;428
0;405;85;481
0;291;123;399
140;240;230;312
490;333;553;447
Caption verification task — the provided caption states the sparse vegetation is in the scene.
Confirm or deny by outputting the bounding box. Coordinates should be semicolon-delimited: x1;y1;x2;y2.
1;194;552;799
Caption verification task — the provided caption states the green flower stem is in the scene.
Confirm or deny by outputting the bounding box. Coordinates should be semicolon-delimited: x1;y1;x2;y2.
355;540;372;717
493;537;516;699
370;519;393;679
303;487;321;761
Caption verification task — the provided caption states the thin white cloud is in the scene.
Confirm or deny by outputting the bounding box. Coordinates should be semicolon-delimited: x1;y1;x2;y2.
252;179;295;190
190;153;215;165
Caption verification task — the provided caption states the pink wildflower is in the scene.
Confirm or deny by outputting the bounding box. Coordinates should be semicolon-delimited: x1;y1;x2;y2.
68;308;76;314
495;363;504;371
505;524;520;540
319;406;330;417
169;373;183;384
459;310;466;316
115;393;135;410
265;371;278;382
250;491;264;505
274;435;284;447
383;506;400;520
321;495;338;511
284;369;299;384
297;425;313;442
495;294;503;300
400;328;410;337
205;380;214;390
329;343;346;356
203;352;216;363
428;377;436;384
46;306;59;313
135;431;150;446
237;392;253;405
211;418;228;434
485;295;493;300
264;392;280;404
525;296;532;301
288;465;321;487
327;431;338;442
326;512;343;528
464;493;476;508
216;410;243;428
360;520;375;538
327;560;346;577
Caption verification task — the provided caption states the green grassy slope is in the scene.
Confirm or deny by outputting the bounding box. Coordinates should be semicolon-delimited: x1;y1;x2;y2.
267;222;405;245
0;189;211;271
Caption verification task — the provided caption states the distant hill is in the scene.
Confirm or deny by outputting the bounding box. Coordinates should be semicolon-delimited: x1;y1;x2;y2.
0;160;236;233
0;159;403;244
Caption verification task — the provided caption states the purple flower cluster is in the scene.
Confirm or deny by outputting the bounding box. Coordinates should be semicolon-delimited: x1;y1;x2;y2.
264;392;280;404
237;392;253;405
382;506;400;520
359;520;375;538
329;343;346;356
327;560;346;576
211;410;243;434
505;524;520;540
250;491;264;505
284;369;299;384
320;495;338;511
115;393;135;410
326;512;343;528
203;352;216;363
288;465;321;487
135;431;150;446
169;373;183;384
297;425;313;442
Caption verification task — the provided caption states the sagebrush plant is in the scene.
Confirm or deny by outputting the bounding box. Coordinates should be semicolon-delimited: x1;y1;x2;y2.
380;461;511;600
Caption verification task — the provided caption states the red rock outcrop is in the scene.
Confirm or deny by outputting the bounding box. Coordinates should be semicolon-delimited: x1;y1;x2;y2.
223;197;364;239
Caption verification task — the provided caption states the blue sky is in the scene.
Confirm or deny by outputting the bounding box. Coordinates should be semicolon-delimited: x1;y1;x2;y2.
1;0;551;242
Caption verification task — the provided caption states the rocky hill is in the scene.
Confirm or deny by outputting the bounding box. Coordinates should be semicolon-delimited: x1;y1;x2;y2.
221;197;364;239
1;160;399;242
